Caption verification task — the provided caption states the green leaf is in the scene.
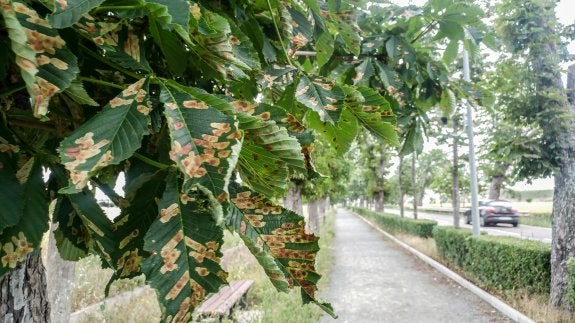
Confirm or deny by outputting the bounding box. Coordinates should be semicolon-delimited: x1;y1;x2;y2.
385;36;397;58
439;88;456;116
235;109;305;197
64;81;99;106
48;0;105;28
335;20;360;56
260;65;298;92
227;183;336;318
353;58;376;87
438;21;464;41
315;32;334;69
159;81;241;198
0;152;23;233
53;195;90;254
54;229;88;261
59;78;152;193
306;109;358;156
296;74;345;124
145;0;189;33
2;0;79;118
443;39;459;65
347;87;399;146
143;175;227;321
149;18;187;76
0;159;49;276
374;61;403;90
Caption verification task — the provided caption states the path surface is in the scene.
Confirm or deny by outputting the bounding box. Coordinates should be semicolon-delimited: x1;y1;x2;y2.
320;209;509;323
386;208;551;243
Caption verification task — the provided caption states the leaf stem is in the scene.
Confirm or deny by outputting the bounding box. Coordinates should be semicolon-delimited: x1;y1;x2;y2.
134;153;170;169
92;6;141;12
266;0;293;66
0;83;26;99
78;76;124;90
411;20;438;44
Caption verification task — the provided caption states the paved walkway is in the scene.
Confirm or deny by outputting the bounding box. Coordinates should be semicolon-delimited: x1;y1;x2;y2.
320;209;508;323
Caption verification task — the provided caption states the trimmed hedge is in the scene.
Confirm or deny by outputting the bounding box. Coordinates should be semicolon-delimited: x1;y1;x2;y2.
351;207;437;238
433;226;551;294
567;257;575;307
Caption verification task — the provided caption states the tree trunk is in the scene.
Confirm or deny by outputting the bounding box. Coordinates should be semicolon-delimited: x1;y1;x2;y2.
0;251;50;322
452;115;461;228
283;181;303;215
307;201;320;234
411;154;418;220
550;64;575;309
46;228;75;323
488;163;509;200
398;156;405;218
375;145;387;212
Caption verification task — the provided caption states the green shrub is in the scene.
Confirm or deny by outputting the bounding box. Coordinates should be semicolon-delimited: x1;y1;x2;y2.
567;257;575;307
351;207;437;238
433;226;551;294
432;226;472;268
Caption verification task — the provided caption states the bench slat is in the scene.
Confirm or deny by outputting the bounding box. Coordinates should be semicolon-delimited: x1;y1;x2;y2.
196;279;254;316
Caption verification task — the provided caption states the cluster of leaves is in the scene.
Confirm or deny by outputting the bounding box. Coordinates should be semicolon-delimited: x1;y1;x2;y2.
0;0;491;320
0;0;409;320
494;0;573;179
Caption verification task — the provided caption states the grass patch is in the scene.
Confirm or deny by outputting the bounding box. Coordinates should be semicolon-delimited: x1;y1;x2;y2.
520;213;552;228
71;208;336;322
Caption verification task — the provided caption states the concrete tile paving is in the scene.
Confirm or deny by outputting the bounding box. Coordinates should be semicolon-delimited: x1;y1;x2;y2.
320;209;509;323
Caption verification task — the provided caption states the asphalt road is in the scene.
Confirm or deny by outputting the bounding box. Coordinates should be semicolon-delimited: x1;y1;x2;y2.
386;209;552;243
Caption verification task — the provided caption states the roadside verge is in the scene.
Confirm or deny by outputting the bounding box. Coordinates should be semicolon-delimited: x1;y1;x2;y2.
353;211;535;323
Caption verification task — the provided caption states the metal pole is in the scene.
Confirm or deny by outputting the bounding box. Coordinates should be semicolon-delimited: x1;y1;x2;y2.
463;49;480;237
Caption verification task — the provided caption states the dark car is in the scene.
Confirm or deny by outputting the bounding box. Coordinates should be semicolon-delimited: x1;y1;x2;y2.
465;200;519;227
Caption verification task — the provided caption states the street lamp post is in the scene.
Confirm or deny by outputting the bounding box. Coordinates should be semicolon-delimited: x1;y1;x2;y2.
463;49;480;236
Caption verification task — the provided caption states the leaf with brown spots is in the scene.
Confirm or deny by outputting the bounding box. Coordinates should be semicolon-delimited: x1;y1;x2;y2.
344;86;399;146
48;0;105;28
237;117;305;198
295;74;345;124
226;183;336;318
143;174;227;322
0;158;49;276
159;80;241;197
1;0;79;118
58;78;152;193
74;15;151;72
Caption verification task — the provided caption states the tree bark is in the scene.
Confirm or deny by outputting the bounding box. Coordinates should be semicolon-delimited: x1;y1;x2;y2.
452;115;461;228
550;64;575;309
307;201;320;234
488;164;509;200
0;251;50;323
411;154;418;220
398;156;405;218
375;145;387;212
283;181;303;215
46;228;75;323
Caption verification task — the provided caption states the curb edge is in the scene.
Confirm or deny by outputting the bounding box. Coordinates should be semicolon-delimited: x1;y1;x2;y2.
353;211;535;323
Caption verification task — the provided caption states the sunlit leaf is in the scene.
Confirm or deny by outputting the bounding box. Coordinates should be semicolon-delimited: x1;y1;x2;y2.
143;175;227;321
59;78;152;193
296;74;345;124
159;81;241;198
2;0;79;118
48;0;105;28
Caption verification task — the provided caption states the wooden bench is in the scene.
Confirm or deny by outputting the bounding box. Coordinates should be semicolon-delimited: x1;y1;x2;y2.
196;279;254;319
